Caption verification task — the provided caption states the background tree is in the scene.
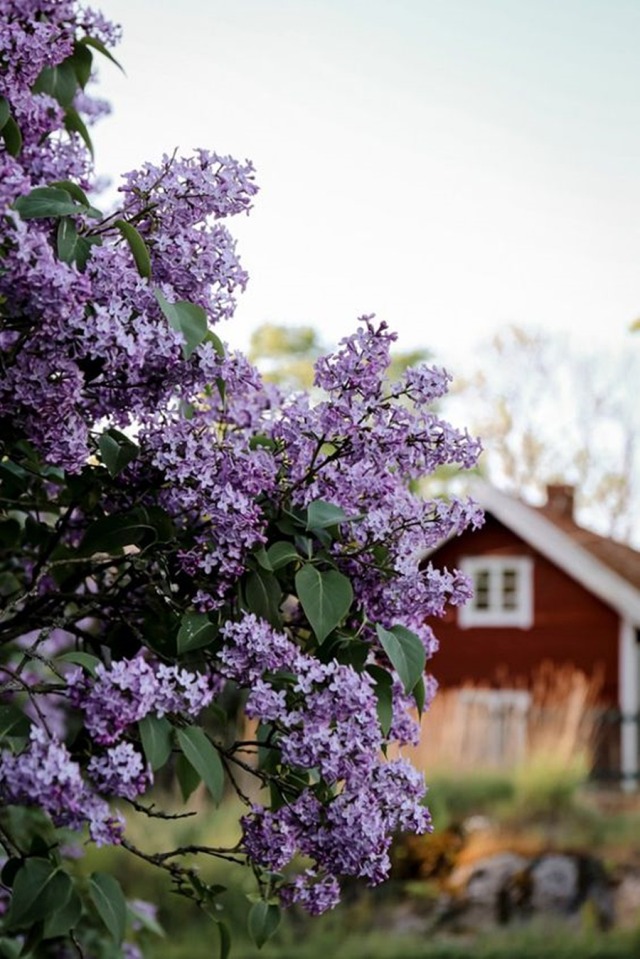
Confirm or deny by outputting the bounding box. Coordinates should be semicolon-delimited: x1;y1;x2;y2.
446;325;640;542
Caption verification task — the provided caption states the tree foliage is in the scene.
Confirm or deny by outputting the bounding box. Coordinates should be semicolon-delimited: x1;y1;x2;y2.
0;4;482;956
448;325;640;542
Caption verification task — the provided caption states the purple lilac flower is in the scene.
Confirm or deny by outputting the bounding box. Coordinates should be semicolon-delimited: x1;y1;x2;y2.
68;656;213;744
280;870;341;916
129;898;160;932
87;743;153;800
0;726;123;845
122;944;144;959
219;614;298;683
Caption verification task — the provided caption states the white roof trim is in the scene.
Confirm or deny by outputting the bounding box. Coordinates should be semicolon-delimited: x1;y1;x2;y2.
473;482;640;626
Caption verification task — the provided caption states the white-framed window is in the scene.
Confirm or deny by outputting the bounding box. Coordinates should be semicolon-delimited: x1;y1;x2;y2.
458;556;533;629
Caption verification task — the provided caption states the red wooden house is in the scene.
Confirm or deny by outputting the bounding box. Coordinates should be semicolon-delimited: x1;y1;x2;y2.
427;482;640;784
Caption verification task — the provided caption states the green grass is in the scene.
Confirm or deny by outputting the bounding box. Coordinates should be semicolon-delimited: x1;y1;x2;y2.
426;771;516;827
74;775;640;959
145;914;640;959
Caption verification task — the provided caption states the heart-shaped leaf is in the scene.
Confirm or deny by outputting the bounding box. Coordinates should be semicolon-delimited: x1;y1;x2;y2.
248;901;281;949
375;624;426;695
295;565;353;643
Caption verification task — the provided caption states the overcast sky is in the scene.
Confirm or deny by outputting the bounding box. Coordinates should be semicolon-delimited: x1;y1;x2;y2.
94;0;640;369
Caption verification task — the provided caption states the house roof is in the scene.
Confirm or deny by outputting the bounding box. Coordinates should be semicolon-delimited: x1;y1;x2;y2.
471;482;640;627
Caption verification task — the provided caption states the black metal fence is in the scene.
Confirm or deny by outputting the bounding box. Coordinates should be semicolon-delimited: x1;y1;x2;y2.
591;709;639;784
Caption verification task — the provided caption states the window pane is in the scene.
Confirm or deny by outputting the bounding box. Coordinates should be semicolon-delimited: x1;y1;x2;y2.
502;568;519;610
474;569;490;609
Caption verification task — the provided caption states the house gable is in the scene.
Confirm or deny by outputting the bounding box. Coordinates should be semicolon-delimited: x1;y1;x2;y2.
476;483;640;626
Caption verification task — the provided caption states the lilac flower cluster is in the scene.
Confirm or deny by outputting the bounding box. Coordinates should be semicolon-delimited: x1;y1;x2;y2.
119;150;257;317
0;0;484;932
242;758;431;912
219;613;298;682
220;614;430;910
68;656;214;745
1;7;257;475
140;355;279;602
87;743;152;800
267;320;483;644
0;726;124;845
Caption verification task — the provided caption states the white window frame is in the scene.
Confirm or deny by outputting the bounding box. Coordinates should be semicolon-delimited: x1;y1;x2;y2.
458;556;533;629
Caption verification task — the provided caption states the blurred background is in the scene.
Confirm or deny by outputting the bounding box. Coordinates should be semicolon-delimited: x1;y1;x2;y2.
85;2;640;955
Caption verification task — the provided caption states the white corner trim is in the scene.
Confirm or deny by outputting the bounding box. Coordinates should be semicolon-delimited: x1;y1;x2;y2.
618;619;639;790
474;482;640;626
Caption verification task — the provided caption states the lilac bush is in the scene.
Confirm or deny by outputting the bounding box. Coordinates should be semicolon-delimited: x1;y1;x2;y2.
0;1;482;953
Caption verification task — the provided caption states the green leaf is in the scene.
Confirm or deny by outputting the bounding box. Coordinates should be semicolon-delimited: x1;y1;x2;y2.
175;752;201;801
413;674;426;717
89;872;127;943
253;546;273;571
0;704;31;741
14;186;88;220
69;41;93;88
33;61;78;108
115;219;151;278
176;727;224;805
177;612;217;654
249;433;276;452
248;901;281;949
0;936;21;959
138;714;173;771
266;541;299;570
145;505;176;542
244;569;282;628
64;107;94;156
367;665;394;737
80;509;156;556
216;920;231;959
5;860;72;931
306;500;350;531
203;329;225;358
56;217;81;264
56;650;101;676
0;572;21;597
1;116;22;156
154;290;208;358
42;888;82;939
295;565;353;643
375;624;426;695
98;428;139;477
80;35;125;73
49;179;92;207
56;214;100;270
0;97;9;132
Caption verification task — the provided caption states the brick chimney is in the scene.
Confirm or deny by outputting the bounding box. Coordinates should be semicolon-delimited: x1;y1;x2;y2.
545;483;575;519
